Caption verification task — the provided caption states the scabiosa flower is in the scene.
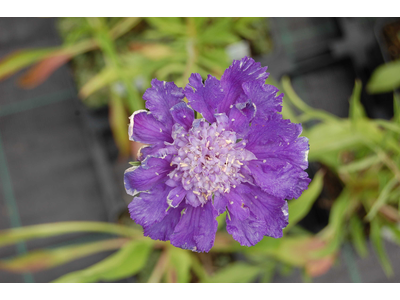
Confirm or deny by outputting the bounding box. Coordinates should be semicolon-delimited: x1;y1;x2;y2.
124;57;310;252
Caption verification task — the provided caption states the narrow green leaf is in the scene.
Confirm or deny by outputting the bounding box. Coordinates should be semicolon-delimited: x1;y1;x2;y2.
349;215;368;258
394;92;400;125
198;18;239;46
109;17;140;39
373;119;400;134
286;170;325;230
349;79;366;121
145;17;186;37
338;155;381;173
129;161;141;166
79;67;118;99
281;76;339;123
109;91;130;156
0;48;56;80
204;262;261;283
307;121;364;162
168;247;192;283
367;60;400;94
365;176;398;221
316;188;351;257
0;238;128;273
53;240;153;283
370;219;393;277
0;222;141;248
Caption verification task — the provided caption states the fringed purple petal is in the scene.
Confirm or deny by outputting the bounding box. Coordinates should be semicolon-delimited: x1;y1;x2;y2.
247;160;310;200
128;182;171;228
137;144;169;161
218;56;269;113
213;192;228;215
225;188;250;221
167;185;187;208
245;114;309;169
143;204;185;241
170;102;195;131
129;110;173;145
184;73;224;123
124;156;172;195
170;201;218;252
226;183;289;246
143;79;185;129
227;101;256;138
226;211;267;247
242;81;283;118
237;183;289;238
243;114;310;199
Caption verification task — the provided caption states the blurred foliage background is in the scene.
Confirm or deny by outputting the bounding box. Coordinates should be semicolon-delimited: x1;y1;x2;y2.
0;17;399;283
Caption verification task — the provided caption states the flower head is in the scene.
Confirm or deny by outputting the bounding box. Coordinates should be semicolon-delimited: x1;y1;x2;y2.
124;57;310;252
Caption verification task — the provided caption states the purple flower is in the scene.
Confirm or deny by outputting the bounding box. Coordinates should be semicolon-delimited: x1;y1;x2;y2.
124;57;310;252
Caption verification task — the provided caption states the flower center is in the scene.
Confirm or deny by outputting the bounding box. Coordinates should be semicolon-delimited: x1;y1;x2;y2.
167;118;254;203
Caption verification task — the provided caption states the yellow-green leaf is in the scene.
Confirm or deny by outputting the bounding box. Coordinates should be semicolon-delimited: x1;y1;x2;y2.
367;60;400;94
286;170;325;231
370;219;393;277
167;247;192;283
0;222;140;248
53;240;153;283
0;238;128;273
204;262;261;283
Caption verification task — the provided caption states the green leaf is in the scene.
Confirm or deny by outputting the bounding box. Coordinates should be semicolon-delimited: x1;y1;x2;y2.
349;215;368;258
53;240;153;282
373;119;400;134
316;188;351;257
349;80;366;121
204;262;261;283
129;161;141;166
216;211;226;230
0;48;57;81
338;155;381;173
394;92;400;125
285;170;325;231
109;91;130;156
168;247;192;283
0;238;127;273
198;18;239;46
367;60;400;94
365;176;398;221
307;121;364;163
370;219;393;277
145;17;186;37
79;67;118;98
281;76;339;123
0;222;141;248
109;17;140;39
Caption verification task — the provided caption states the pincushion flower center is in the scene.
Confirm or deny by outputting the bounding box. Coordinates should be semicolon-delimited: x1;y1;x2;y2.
168;119;248;202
